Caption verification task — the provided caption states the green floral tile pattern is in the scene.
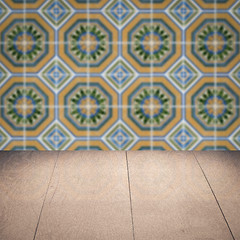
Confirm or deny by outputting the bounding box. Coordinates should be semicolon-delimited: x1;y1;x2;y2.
0;0;239;150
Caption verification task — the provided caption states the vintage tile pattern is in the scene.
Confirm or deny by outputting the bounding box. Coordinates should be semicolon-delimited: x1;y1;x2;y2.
0;0;239;150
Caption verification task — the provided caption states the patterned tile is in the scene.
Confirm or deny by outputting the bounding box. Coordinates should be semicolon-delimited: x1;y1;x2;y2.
131;140;173;150
0;63;9;86
103;121;137;150
231;127;240;149
104;57;137;91
0;0;239;150
41;122;73;150
131;0;171;10
58;13;118;73
194;140;237;150
67;140;110;150
186;13;240;73
104;0;137;27
41;0;72;27
2;0;46;10
168;121;200;150
186;77;240;137
231;63;240;86
0;13;55;73
168;0;200;27
168;58;201;90
67;0;109;10
58;76;118;137
0;126;10;149
0;77;55;137
122;77;182;137
231;1;240;21
41;58;72;90
122;13;182;73
4;140;46;150
194;0;236;10
0;1;9;23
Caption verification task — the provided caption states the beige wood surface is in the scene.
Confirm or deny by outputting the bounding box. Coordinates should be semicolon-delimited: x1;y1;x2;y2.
127;151;233;240
0;151;238;240
0;151;58;240
35;151;133;240
195;151;240;239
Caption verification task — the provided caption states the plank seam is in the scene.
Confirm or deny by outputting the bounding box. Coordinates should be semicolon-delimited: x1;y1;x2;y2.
193;152;235;240
126;151;135;240
32;151;60;240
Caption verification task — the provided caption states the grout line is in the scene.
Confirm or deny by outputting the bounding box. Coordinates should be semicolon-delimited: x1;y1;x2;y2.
86;0;90;150
3;9;232;13
181;0;186;150
54;0;58;150
125;151;135;240
0;41;239;45
32;151;60;240
149;0;153;151
116;0;121;151
23;0;26;150
192;152;235;240
213;0;217;151
0;105;239;109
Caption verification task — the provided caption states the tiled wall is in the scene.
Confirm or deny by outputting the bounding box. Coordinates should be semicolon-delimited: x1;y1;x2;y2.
0;0;239;150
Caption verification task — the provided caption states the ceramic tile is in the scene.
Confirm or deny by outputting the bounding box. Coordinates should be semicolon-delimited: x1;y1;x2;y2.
0;0;239;150
4;140;46;150
131;140;173;150
67;140;110;150
193;0;236;10
167;121;201;150
2;0;46;10
194;140;238;150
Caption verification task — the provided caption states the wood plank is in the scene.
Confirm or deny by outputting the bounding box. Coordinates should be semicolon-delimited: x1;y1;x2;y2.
35;151;133;240
127;151;233;240
195;151;240;239
0;151;58;240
